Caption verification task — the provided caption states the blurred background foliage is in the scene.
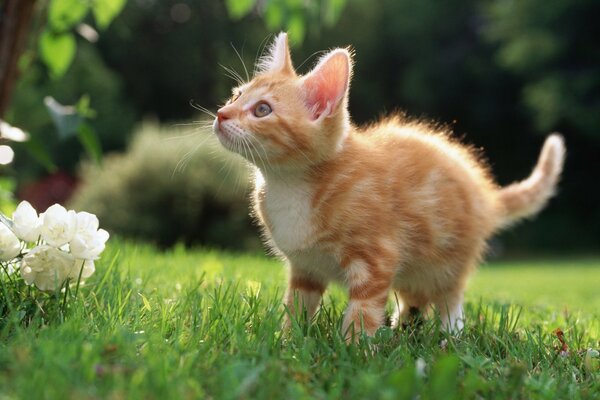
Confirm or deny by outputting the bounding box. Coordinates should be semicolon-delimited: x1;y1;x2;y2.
69;122;257;250
2;0;599;254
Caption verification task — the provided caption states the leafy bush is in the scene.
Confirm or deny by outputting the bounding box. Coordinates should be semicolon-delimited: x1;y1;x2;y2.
69;122;260;250
9;43;137;178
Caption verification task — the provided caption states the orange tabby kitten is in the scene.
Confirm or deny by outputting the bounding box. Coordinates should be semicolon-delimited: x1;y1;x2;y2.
212;33;565;340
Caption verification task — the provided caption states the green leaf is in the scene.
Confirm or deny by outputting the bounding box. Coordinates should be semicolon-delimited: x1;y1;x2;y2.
428;355;460;400
225;0;256;20
498;32;561;73
39;30;76;79
264;2;284;30
324;0;347;27
48;0;89;31
0;177;17;216
286;13;305;44
139;293;152;312
92;0;127;30
386;365;418;400
77;123;103;165
21;137;58;173
75;95;97;119
44;96;84;139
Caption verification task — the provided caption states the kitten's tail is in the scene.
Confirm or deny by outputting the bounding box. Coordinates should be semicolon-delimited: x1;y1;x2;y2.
497;134;566;228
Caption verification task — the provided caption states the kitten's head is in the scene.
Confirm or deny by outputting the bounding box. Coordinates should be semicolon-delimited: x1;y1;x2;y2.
213;33;353;169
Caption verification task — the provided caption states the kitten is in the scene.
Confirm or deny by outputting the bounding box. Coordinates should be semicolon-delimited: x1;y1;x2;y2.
212;33;565;340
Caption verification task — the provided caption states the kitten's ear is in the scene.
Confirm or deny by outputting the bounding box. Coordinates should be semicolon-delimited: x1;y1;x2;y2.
301;49;352;120
258;32;295;75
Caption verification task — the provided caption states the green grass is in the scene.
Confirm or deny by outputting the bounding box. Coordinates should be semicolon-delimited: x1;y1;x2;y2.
1;240;599;399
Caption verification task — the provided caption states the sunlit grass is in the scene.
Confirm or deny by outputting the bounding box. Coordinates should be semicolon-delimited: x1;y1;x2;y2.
0;240;598;398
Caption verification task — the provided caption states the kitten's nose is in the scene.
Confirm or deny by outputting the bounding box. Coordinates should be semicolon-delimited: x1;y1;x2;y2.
217;109;231;123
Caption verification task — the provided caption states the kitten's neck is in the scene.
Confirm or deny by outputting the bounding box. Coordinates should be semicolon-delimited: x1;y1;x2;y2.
259;119;351;180
258;164;309;183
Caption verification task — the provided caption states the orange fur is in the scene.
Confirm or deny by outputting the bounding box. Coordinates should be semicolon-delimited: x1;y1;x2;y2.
213;33;566;341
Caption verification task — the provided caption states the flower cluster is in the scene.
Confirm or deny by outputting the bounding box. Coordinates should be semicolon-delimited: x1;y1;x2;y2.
0;201;109;291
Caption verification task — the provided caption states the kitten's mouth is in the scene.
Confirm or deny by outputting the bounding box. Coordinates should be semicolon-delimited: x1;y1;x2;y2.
213;120;233;143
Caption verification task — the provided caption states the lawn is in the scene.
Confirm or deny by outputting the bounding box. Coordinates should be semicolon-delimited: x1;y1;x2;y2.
1;240;598;399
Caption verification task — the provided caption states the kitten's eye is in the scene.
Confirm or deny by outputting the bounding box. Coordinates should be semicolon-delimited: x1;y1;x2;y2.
254;102;272;118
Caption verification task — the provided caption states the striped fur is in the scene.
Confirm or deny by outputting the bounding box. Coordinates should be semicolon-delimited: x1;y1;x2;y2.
213;33;566;341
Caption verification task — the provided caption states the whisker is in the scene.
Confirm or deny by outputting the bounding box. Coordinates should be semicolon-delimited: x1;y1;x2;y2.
254;33;274;76
215;142;238;195
248;140;261;172
220;64;245;86
297;50;327;72
162;130;202;142
241;135;258;169
231;138;253;195
248;141;269;175
217;151;233;179
248;135;274;171
225;73;243;86
173;143;199;176
297;148;313;165
248;137;288;183
238;137;260;193
171;120;211;127
163;122;213;142
230;42;250;82
189;100;217;118
171;131;214;177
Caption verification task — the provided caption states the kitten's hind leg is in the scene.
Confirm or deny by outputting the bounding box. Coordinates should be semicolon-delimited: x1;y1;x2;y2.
283;271;326;330
342;259;395;342
434;291;465;333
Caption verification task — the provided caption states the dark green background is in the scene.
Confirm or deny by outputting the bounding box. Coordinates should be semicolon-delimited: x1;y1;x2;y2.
8;0;600;254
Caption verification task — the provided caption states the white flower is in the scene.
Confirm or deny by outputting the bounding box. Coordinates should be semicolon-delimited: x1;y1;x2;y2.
74;259;95;279
415;358;427;378
20;245;75;291
12;200;42;242
4;260;19;275
74;212;99;235
70;230;109;260
69;211;109;260
40;204;77;248
0;223;21;261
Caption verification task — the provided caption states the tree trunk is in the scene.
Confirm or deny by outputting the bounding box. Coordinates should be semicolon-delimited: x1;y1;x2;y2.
0;0;37;118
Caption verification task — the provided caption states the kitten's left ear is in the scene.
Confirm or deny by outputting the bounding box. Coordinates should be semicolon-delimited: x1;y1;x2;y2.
301;48;353;120
258;32;295;75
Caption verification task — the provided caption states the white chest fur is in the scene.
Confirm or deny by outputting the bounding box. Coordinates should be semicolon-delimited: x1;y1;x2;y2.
256;171;316;253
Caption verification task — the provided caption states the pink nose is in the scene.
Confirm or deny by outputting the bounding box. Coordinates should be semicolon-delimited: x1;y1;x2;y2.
217;109;231;123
